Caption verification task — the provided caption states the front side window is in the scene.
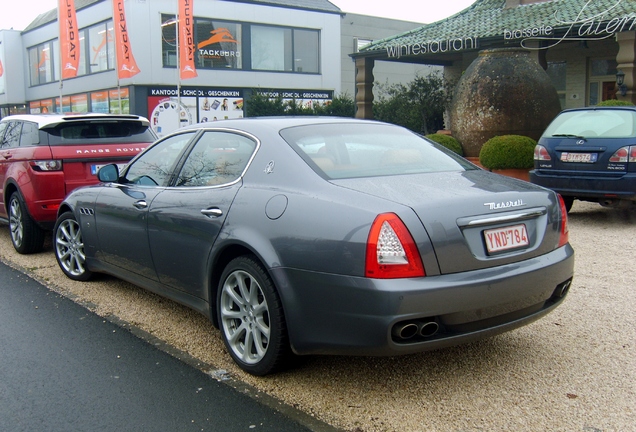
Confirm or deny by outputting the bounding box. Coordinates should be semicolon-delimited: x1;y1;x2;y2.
175;131;256;187
0;122;8;147
19;122;39;146
2;122;22;149
124;132;195;187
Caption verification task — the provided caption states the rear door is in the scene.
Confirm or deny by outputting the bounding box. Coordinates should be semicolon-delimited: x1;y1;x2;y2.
147;130;258;298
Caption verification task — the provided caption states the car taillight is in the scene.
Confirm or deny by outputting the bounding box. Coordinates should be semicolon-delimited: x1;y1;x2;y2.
365;213;425;279
557;194;569;248
609;147;630;163
533;145;551;161
630;146;636;163
31;160;63;171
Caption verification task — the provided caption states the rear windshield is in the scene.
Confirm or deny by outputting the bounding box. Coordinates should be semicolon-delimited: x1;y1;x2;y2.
542;109;636;139
280;123;473;179
44;120;156;145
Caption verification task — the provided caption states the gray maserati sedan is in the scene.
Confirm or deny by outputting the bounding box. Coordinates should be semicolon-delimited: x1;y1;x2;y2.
53;117;574;375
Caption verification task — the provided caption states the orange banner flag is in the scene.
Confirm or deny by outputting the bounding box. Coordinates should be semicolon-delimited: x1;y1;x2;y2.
59;0;80;79
112;0;141;79
179;0;197;80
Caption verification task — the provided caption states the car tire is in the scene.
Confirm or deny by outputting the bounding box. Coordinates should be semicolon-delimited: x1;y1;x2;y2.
54;212;93;281
218;255;290;376
8;191;45;254
562;196;574;213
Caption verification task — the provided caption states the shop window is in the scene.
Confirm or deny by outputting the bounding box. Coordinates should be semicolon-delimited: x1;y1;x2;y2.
251;25;319;73
160;14;318;74
588;58;617;105
161;15;178;67
547;61;566;109
88;21;115;74
195;19;242;69
28;41;56;86
293;29;319;73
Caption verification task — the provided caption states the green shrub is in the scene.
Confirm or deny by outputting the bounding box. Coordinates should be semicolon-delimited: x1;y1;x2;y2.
479;135;536;170
425;133;463;155
596;99;634;106
245;90;355;118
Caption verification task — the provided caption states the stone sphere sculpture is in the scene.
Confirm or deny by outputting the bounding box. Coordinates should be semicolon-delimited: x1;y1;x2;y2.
450;48;562;157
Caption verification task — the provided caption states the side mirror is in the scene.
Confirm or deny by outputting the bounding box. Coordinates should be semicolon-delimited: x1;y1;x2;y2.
98;164;119;182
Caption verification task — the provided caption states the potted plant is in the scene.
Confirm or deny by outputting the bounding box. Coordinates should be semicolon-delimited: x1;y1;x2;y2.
478;135;536;181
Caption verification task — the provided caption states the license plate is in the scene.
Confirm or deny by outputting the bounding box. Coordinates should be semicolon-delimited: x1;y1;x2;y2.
91;163;126;175
483;224;529;254
560;152;598;163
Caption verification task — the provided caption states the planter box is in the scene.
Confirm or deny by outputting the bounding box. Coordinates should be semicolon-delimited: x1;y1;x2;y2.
465;157;530;181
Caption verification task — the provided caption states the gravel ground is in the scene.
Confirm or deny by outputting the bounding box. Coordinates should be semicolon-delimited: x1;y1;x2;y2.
1;201;634;431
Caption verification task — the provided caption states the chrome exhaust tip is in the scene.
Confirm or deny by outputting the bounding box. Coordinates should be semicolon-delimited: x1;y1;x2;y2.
419;321;440;338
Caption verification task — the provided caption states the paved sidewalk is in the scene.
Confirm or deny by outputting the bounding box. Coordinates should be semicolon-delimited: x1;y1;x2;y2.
0;261;317;432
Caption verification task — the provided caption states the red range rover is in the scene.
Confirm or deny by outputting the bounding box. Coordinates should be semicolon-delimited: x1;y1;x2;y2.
0;113;156;254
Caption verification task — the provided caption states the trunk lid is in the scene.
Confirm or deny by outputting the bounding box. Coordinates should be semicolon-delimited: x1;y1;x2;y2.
335;170;562;274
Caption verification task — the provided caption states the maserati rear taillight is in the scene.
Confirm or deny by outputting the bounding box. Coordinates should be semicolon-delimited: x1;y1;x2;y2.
557;194;569;248
365;213;425;279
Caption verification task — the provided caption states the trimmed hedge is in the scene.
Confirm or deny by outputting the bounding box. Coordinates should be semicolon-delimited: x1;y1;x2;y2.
425;133;463;155
596;99;634;106
479;135;536;170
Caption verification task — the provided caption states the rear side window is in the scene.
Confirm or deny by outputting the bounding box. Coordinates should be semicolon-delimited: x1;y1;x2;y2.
281;123;472;179
44;120;156;145
542;109;636;138
175;131;257;187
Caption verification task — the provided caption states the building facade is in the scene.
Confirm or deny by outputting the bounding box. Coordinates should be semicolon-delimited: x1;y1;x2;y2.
0;0;432;137
352;0;636;119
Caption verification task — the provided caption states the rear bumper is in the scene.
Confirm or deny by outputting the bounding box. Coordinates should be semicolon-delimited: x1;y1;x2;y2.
530;170;636;201
272;244;575;356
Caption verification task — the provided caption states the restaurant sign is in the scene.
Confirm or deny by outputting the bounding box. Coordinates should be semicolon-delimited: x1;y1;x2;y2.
386;0;636;58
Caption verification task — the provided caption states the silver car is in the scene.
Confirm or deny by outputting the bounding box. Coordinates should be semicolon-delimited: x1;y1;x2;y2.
53;117;574;375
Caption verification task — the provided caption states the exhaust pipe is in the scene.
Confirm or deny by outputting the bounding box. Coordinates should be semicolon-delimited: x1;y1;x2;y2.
419;321;440;338
554;280;572;299
392;323;419;340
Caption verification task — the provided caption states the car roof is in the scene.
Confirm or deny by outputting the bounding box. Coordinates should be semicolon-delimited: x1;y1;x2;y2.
177;116;389;135
0;113;150;129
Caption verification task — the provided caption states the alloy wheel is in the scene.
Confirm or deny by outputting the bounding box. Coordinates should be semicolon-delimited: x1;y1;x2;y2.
9;196;24;249
220;269;271;365
55;216;89;279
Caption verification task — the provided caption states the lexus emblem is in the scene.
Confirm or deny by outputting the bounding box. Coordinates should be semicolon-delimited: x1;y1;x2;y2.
576;139;585;145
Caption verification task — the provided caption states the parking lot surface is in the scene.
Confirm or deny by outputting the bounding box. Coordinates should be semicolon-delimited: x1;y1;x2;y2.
1;201;634;431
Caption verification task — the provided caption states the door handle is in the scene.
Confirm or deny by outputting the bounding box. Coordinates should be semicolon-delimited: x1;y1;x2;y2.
133;200;148;209
201;208;223;217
